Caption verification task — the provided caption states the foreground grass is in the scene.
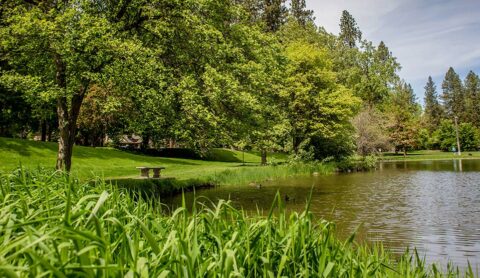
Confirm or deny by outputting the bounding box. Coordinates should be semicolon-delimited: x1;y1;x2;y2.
380;150;480;161
1;170;475;277
0;137;286;180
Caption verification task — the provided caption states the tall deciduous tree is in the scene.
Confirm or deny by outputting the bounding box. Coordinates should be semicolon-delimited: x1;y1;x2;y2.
423;76;443;132
355;41;400;105
339;10;362;48
441;67;465;121
0;0;161;171
282;40;360;159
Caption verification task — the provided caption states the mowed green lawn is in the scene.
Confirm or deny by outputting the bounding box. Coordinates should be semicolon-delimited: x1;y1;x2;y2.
380;149;480;161
0;137;287;179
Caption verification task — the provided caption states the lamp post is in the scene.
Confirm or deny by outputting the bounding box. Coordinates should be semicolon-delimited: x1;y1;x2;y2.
454;116;461;156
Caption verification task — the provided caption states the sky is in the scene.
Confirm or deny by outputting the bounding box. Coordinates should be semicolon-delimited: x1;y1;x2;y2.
306;0;480;105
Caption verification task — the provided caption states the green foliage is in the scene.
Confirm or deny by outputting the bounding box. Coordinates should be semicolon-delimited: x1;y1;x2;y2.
388;82;420;154
459;123;480;151
435;120;457;151
263;0;288;32
339;10;362;48
0;1;410;167
416;128;431;150
435;120;480;151
464;71;480;127
336;155;378;172
0;169;470;276
355;41;400;105
282;38;361;159
423;76;443;132
290;0;314;26
441;67;465;120
421;68;480;151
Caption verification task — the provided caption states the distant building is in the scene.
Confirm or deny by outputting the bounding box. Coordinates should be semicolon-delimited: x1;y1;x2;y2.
118;135;142;149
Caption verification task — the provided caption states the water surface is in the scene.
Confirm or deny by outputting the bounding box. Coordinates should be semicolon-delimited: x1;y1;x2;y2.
165;159;480;268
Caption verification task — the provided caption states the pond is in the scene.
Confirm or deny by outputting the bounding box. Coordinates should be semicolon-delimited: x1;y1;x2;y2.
164;159;480;268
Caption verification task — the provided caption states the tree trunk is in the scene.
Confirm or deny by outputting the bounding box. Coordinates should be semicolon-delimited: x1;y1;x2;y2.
40;119;47;141
54;55;89;172
141;134;150;151
293;136;300;154
46;122;52;142
261;149;267;166
403;148;407;157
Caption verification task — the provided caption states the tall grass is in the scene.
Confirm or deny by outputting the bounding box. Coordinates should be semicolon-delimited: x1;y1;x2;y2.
0;169;476;277
211;162;335;186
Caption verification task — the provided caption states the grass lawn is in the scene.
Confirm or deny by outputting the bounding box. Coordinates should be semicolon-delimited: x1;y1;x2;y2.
380;149;480;161
0;137;287;180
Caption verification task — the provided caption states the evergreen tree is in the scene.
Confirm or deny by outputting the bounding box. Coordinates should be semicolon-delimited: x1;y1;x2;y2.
441;67;465;121
339;10;362;48
263;0;287;32
423;76;443;132
235;0;264;24
464;71;480;126
290;0;314;26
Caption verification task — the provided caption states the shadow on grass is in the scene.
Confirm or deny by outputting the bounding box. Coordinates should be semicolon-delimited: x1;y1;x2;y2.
0;137;57;157
206;149;242;162
75;148;199;166
0;137;198;166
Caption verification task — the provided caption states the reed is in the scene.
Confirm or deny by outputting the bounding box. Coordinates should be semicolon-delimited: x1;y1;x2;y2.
0;168;475;277
210;162;335;186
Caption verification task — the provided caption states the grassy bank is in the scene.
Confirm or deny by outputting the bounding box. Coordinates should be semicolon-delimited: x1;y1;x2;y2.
110;163;335;198
0;137;286;180
1;137;338;197
380;150;480;161
0;169;474;277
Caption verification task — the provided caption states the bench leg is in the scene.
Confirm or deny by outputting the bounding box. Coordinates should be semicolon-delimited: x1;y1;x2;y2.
140;168;150;178
152;169;161;179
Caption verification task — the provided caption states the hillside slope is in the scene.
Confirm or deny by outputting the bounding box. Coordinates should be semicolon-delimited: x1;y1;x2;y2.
0;138;286;179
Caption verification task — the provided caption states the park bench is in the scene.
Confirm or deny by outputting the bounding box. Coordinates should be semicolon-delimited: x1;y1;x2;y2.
136;166;165;178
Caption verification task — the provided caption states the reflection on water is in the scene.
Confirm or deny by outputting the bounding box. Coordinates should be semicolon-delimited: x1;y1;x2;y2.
164;159;480;268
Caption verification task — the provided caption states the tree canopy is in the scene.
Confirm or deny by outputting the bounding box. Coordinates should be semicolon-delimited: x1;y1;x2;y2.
3;1;444;168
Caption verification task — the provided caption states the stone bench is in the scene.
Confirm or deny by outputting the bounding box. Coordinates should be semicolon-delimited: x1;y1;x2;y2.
136;166;165;178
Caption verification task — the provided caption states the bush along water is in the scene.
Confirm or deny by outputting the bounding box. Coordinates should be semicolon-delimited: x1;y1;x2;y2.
0;169;476;277
336;155;378;172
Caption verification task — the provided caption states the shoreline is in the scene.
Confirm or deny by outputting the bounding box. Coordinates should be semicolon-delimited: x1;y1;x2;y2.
379;156;480;162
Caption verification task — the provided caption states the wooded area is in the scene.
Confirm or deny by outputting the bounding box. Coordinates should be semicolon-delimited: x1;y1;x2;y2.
1;0;479;171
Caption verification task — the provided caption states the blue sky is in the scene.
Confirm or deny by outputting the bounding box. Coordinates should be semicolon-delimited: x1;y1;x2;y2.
306;0;480;105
